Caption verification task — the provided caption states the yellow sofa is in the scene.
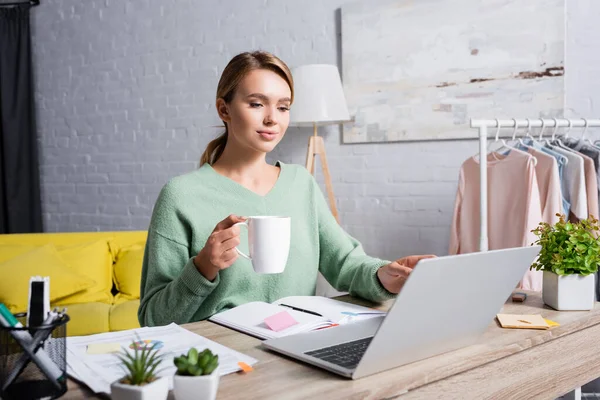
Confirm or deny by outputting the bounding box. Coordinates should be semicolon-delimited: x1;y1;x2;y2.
0;231;147;336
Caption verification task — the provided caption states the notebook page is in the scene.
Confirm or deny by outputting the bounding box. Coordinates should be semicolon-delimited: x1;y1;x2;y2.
272;296;387;325
209;301;333;340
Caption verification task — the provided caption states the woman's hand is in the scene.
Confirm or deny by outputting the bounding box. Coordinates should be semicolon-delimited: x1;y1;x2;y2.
377;255;437;294
194;214;247;281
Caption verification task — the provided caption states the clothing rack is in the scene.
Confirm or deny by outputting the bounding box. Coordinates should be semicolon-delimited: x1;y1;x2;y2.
469;118;600;252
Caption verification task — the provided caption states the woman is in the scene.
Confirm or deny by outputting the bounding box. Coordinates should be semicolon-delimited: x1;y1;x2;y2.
138;51;435;327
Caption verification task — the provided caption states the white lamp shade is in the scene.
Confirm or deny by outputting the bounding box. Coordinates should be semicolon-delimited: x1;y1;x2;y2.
290;64;351;125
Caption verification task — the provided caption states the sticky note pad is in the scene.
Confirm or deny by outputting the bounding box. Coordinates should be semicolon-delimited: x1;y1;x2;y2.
496;314;549;330
544;318;560;327
264;311;298;332
87;343;121;354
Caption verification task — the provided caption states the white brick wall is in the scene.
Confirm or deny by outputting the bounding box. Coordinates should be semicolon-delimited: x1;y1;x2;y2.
32;0;600;261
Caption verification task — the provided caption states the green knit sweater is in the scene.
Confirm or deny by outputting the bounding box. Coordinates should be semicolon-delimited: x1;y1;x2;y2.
138;161;394;326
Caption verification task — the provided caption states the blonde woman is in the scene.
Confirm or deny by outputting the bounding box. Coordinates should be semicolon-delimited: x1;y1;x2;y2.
138;51;434;326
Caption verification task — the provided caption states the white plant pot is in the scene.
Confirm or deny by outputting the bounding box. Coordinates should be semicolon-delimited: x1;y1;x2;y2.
110;376;169;400
173;369;220;400
542;271;595;311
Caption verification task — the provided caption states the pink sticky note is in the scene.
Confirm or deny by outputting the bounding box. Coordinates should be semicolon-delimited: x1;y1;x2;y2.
264;311;298;332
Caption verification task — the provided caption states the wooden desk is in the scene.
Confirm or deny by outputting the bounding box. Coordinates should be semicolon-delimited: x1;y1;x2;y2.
65;292;600;399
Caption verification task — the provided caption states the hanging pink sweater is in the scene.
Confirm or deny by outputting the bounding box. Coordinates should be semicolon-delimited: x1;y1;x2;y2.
449;150;543;290
580;153;599;220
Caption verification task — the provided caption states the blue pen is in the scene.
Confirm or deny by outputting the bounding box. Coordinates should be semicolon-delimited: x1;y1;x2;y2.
340;311;386;316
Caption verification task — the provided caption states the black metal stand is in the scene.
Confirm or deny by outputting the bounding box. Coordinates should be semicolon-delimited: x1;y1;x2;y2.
0;313;69;400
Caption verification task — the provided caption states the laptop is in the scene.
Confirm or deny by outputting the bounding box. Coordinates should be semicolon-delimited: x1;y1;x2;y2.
262;246;541;379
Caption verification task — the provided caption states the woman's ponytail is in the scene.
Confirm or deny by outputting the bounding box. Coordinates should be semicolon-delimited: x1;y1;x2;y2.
199;131;228;166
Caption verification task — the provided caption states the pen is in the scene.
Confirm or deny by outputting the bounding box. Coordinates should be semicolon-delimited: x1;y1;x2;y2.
279;304;323;317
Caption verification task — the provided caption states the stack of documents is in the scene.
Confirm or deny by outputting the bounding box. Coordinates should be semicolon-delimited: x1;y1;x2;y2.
66;323;257;394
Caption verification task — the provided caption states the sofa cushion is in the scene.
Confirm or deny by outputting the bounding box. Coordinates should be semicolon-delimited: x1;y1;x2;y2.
0;240;115;306
64;302;111;337
0;245;96;313
0;244;39;263
0;231;146;248
113;243;145;302
53;240;114;306
109;299;141;332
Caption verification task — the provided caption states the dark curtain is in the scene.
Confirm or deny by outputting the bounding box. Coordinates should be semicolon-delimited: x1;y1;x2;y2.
0;5;43;234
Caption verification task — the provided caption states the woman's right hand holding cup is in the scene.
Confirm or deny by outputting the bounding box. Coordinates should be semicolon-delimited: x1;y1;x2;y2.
194;214;247;281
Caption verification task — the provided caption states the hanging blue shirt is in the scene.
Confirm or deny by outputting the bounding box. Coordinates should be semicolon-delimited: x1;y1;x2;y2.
522;139;569;217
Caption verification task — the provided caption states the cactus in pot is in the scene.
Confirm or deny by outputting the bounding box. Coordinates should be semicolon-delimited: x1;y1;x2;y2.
173;348;220;400
174;348;219;376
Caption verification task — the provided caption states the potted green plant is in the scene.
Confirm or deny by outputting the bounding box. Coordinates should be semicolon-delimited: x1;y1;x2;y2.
172;348;219;400
110;339;169;400
531;214;600;311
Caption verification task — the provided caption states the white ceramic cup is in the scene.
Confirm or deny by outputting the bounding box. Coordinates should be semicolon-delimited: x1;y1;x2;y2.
234;216;291;274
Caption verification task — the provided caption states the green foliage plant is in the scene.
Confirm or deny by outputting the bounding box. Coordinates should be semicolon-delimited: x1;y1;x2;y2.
531;214;600;276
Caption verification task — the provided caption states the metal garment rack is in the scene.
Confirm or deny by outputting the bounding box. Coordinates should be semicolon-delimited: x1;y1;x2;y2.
469;118;600;252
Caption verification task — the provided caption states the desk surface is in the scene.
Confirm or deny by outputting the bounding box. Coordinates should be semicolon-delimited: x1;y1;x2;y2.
65;292;600;399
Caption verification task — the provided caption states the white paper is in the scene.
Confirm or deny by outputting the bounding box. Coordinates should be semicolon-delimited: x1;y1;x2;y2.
66;323;257;394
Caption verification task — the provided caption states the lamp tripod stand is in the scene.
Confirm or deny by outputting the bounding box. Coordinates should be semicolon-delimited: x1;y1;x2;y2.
305;123;339;223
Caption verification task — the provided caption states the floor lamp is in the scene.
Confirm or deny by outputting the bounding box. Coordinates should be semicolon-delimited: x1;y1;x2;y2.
290;64;351;223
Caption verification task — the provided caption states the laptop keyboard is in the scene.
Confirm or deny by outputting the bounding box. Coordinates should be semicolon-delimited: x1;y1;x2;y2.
304;337;373;369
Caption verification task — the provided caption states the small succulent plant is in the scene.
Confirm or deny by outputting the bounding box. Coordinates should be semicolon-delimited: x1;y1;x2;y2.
117;340;162;386
174;348;219;376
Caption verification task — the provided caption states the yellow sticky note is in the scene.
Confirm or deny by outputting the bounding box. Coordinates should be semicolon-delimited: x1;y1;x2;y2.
544;318;560;327
87;343;121;354
496;314;549;330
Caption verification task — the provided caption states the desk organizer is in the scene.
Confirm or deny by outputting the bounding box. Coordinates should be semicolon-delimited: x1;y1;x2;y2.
0;313;69;400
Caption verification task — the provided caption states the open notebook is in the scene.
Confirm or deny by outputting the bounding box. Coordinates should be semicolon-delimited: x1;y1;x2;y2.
209;296;386;340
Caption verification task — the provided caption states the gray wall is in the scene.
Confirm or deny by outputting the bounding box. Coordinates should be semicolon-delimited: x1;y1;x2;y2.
32;0;600;262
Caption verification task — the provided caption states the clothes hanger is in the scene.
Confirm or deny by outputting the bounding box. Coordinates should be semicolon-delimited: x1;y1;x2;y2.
507;118;534;152
546;117;559;146
552;118;570;147
495;118;537;165
518;118;539;149
486;118;509;160
537;118;549;146
553;119;585;158
546;117;569;166
580;118;589;144
525;118;542;146
576;118;593;146
474;119;502;162
579;118;600;150
511;119;523;145
542;118;572;151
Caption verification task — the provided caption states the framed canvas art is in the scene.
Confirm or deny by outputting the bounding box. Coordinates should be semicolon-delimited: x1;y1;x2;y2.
341;0;565;143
